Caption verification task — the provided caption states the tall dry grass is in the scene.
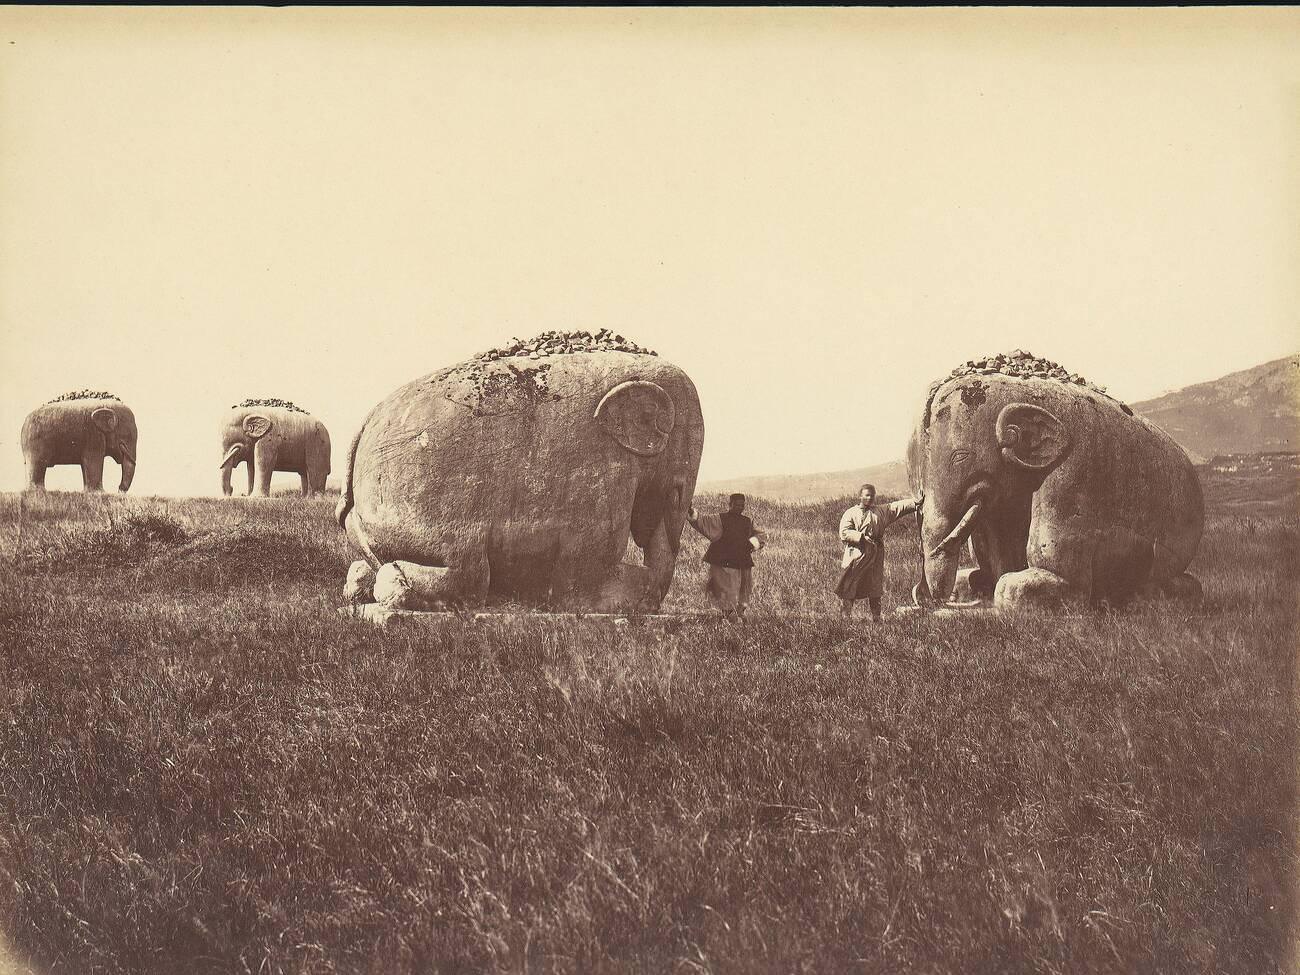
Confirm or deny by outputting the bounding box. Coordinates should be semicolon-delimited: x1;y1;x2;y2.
0;489;1294;974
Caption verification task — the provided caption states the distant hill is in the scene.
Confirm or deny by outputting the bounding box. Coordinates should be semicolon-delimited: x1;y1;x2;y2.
699;459;910;502
1131;354;1299;463
702;354;1299;502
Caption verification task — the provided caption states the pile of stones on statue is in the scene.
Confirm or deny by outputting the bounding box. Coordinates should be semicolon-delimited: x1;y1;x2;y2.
947;350;1122;403
230;397;308;413
47;389;121;403
474;329;657;362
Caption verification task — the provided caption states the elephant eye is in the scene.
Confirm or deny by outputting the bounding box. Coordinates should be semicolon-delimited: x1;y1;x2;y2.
950;449;973;464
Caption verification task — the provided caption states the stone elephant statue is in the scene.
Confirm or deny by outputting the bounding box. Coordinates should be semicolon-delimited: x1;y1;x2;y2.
337;331;705;613
22;392;137;492
219;401;331;497
907;351;1203;612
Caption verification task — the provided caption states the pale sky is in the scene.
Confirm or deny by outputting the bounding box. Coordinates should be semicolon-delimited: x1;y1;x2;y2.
1;8;1297;496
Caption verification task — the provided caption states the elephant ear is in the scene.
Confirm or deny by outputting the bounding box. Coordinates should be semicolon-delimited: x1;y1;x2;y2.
242;414;273;439
996;403;1070;471
91;407;117;433
595;381;676;457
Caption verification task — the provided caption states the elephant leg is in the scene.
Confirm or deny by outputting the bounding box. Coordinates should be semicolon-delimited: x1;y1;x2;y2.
374;551;488;611
994;567;1084;613
81;451;105;492
26;461;47;491
252;440;277;497
596;563;654;614
344;561;377;603
374;562;453;610
1163;572;1202;602
543;540;583;609
953;567;991;603
640;517;677;611
307;441;329;497
245;459;255;497
299;472;310;497
1139;571;1203;604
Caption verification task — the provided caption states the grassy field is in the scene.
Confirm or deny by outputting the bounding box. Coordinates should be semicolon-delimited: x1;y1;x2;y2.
0;488;1295;974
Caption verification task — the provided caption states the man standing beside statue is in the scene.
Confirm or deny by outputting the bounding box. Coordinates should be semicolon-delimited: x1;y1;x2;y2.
688;493;766;619
836;483;921;621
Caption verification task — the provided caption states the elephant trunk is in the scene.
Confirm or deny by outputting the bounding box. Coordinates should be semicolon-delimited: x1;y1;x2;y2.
114;440;136;492
220;444;243;497
924;552;960;606
921;500;982;605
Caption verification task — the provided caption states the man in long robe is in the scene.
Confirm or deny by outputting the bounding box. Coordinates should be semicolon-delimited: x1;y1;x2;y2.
836;483;920;620
688;493;765;618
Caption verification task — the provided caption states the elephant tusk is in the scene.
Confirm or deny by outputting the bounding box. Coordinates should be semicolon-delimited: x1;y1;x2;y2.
930;502;982;557
219;445;243;469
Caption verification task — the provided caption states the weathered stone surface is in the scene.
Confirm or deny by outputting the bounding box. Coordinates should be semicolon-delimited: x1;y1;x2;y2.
374;561;454;611
220;404;331;497
337;333;704;612
21;396;138;492
908;353;1203;612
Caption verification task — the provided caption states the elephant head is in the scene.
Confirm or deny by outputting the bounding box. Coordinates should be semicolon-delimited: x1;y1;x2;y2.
220;412;275;496
90;405;138;492
595;379;695;603
911;383;1071;605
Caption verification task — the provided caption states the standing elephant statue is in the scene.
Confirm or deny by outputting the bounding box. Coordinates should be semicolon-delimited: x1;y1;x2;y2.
22;390;138;492
220;399;331;497
907;351;1203;612
337;330;705;613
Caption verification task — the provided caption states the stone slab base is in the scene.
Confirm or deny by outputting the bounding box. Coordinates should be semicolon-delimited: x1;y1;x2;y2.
339;604;721;628
894;601;993;617
340;604;1007;628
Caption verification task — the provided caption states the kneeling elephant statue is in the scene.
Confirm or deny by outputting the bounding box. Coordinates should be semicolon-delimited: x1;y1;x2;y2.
337;330;705;613
908;351;1203;612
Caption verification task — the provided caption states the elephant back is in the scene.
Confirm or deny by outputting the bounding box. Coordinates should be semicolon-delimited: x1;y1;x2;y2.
23;396;136;461
226;403;327;439
1048;385;1203;570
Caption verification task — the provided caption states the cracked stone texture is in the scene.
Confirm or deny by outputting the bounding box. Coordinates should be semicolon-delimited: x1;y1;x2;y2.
338;343;704;613
908;359;1203;609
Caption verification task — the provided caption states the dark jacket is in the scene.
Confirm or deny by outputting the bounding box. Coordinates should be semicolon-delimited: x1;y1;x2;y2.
704;511;755;569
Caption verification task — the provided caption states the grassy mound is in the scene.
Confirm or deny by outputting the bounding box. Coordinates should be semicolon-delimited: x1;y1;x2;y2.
146;524;349;589
25;511;190;571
